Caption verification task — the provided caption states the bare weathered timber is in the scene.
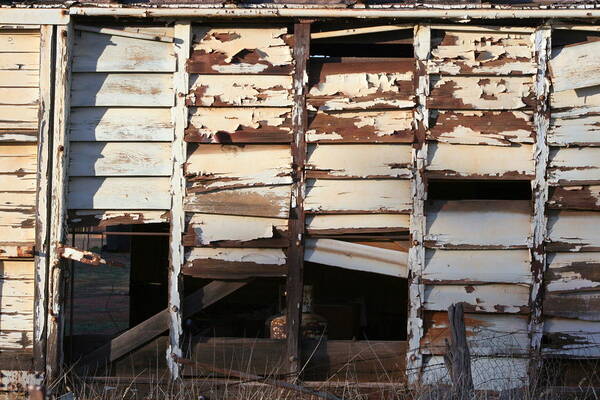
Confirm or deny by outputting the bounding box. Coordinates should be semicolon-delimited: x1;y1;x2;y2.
184;248;287;279
443;303;473;400
549;39;600;92
548;185;600;210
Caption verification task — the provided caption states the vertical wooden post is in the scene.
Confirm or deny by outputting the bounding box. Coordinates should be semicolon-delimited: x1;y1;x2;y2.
286;21;310;376
168;21;191;381
444;303;473;400
528;25;551;385
46;21;73;386
33;24;55;374
407;24;430;385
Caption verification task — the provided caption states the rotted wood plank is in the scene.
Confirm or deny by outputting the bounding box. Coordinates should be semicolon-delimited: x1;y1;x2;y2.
550;40;600;92
184;248;287;279
547;211;600;251
546;252;600;293
428;110;533;146
188;26;292;75
424;284;530;314
305;179;411;214
544;291;600;321
429;76;535;110
306;110;413;143
67;210;169;228
186;107;292;143
307;60;415;111
306;213;409;235
548;185;600;210
548;147;600;185
549;108;600;146
543;318;600;357
187;75;292;107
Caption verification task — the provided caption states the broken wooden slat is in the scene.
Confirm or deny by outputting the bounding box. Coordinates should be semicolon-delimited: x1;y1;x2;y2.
544;291;600;321
547;211;600;251
311;24;413;40
184;248;287;279
548;185;600;210
306;213;410;235
543;318;600;357
550;40;600;92
549;109;600;146
68;210;169;228
548;147;600;185
424;284;530;314
58;245;124;267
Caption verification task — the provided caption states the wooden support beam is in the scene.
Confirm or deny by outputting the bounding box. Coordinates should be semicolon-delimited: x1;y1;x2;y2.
311;24;413;40
443;303;473;400
167;21;191;381
79;281;247;370
406;24;430;385
286;21;310;377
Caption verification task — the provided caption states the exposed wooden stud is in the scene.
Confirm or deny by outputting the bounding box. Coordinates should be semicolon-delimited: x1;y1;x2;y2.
286;21;310;377
311;24;413;40
74;24;174;42
167;21;191;381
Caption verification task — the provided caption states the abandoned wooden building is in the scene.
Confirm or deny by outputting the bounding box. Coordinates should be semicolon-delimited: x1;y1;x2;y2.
2;1;600;395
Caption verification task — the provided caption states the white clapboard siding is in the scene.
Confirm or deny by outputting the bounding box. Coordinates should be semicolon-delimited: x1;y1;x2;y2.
0;32;39;53
551;86;600;109
0;70;39;87
68;177;171;210
69;142;172;176
306;214;410;234
546;252;600;293
0;192;36;210
0;210;35;243
427;143;534;179
544;318;600;357
0;260;33;280
0;144;37;174
424;284;530;314
0;105;37;130
71;73;174;107
423;249;531;284
186;213;287;245
0;279;34;297
0;87;38;106
0;53;39;71
0;294;33;331
548;147;600;185
0;174;36;192
547;211;600;249
425;200;531;248
549;108;600;146
306;144;412;178
305;179;411;213
70;108;174;141
550;41;600;92
73;30;176;72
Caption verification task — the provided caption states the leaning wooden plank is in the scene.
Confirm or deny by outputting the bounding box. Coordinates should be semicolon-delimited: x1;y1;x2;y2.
185;185;290;219
423;249;531;284
427;143;534;180
429;76;535;110
305;179;411;213
544;291;600;321
550;41;600;92
67;177;171;210
428;110;533;146
425;200;531;249
73;30;176;72
0;32;39;53
543;318;600;357
547;211;600;251
186;107;292;143
0;209;35;243
68;210;169;227
0;70;39;87
0;53;39;71
68;142;172;176
548;185;600;210
0;144;37;174
306;144;412;179
187;75;292;107
71;73;174;107
70;107;174;141
548;147;600;185
549;109;600;146
311;24;413;39
546;252;600;293
304;238;408;278
306;213;409;235
189;26;292;75
424;284;530;314
306;110;413;143
184;248;286;279
185;144;292;191
0;105;37;130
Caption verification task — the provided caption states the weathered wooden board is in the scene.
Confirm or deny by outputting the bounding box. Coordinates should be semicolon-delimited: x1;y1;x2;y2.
306;144;412;179
0;331;33;350
548;147;600;185
546;252;600;293
69;142;172;176
550;41;600;92
70;108;174;141
0;53;39;71
425;200;531;248
548;185;600;210
549;109;600;146
421;312;529;356
0;32;39;53
186;107;292;143
0;174;36;192
306;213;410;235
0;144;36;174
0;297;33;332
188;26;292;74
429;30;535;75
184;247;287;279
424;283;530;314
0;244;34;259
71;73;174;107
551;86;600;110
428;110;533;146
0;105;37;130
306;110;413;143
0;260;33;280
73;30;176;72
544;290;600;321
0;210;35;243
186;144;291;191
427;142;534;179
184;185;290;218
68;209;169;227
423;249;531;284
0;87;38;106
0;131;37;143
547;211;600;251
305;179;411;213
544;317;600;357
187;75;293;107
429;76;535;110
68;177;171;210
0;192;35;210
307;60;415;111
0;70;39;87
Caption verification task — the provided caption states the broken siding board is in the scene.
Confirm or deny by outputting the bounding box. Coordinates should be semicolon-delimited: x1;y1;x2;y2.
424;284;530;314
68;210;169;227
429;76;535;110
427;143;534;179
188;26;293;75
0;70;39;87
550;41;600;92
70;108;174;141
71;73;174;107
306;144;412;179
73;30;176;72
425;200;531;248
543;318;600;358
306;110;413;143
423;249;531;284
186;107;292;143
547;211;600;251
306;213;410;235
0;105;37;130
548;147;600;185
544;291;600;321
188;75;293;107
428;110;534;146
0;144;37;174
548;186;600;210
68;142;172;176
546;252;600;293
184;248;287;279
305;179;411;213
549;110;600;146
67;177;171;210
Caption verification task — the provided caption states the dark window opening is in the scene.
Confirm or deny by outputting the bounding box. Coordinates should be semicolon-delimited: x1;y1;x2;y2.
428;180;532;200
552;30;600;49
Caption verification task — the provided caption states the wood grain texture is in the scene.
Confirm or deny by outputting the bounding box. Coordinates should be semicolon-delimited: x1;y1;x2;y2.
548;147;600;185
547;211;600;251
424;284;530;314
306;213;410;235
548;185;600;210
184;247;287;279
550;40;600;92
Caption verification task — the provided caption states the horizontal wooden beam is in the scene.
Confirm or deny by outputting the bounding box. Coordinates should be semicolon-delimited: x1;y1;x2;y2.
0;9;69;25
311;25;413;40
